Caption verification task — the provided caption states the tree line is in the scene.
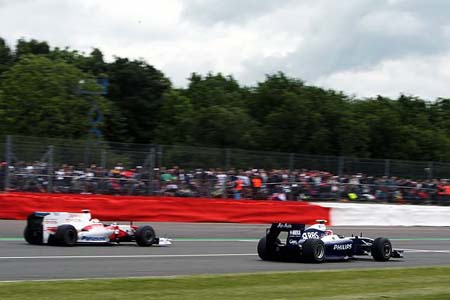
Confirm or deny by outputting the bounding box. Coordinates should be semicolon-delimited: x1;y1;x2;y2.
1;37;450;162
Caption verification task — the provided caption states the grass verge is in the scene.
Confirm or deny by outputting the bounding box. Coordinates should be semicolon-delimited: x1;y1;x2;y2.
2;266;450;300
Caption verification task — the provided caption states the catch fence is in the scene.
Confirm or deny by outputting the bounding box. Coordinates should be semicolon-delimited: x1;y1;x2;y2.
1;135;450;204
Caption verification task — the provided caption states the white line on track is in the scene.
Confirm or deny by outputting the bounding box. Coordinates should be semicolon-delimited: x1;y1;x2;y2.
403;248;450;254
1;249;449;260
0;253;256;260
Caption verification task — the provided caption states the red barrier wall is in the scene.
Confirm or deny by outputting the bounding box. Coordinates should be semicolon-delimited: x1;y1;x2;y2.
0;192;330;224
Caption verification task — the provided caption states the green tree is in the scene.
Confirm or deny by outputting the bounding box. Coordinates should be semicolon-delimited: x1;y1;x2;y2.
3;36;450;164
15;38;50;59
429;98;450;135
0;55;110;138
396;95;432;128
152;90;196;145
154;90;259;148
333;111;370;157
184;72;245;108
249;74;364;155
174;72;259;148
0;37;13;75
0;89;5;133
392;125;450;161
247;72;305;123
352;96;402;158
49;47;106;75
261;92;316;152
105;57;171;143
190;105;259;148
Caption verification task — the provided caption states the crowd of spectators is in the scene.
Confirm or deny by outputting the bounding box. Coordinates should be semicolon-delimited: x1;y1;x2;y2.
1;161;450;205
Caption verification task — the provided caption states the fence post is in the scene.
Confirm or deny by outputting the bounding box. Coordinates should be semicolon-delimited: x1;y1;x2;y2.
225;148;230;170
83;139;91;167
337;156;344;201
288;153;294;174
385;159;390;177
156;145;163;169
338;156;344;177
100;149;107;170
427;161;433;180
47;145;54;193
147;148;155;195
3;135;12;191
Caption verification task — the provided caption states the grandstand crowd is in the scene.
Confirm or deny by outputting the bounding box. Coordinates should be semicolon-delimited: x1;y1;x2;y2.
2;160;450;205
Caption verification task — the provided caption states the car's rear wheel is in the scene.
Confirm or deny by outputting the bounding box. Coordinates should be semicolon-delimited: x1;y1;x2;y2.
302;239;325;263
54;224;78;246
371;237;392;261
135;225;156;247
258;237;275;260
23;226;43;245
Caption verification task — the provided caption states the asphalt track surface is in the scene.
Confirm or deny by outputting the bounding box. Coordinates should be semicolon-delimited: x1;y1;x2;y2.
1;221;450;281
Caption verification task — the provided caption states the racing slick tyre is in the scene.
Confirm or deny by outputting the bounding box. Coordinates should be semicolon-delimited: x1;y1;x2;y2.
257;237;276;261
135;225;156;247
23;226;43;245
371;237;392;261
54;224;78;246
302;239;325;263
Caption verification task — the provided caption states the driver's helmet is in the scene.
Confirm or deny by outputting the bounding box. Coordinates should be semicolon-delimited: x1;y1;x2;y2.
325;229;334;236
91;218;100;223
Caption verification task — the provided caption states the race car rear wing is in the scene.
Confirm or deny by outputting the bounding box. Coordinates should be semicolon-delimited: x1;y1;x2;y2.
266;223;305;240
268;223;305;231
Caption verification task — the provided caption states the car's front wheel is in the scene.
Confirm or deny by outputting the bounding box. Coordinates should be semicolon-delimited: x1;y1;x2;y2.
135;225;156;247
371;237;392;261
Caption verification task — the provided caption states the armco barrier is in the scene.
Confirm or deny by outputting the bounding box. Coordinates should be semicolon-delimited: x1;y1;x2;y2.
320;202;450;226
0;192;330;224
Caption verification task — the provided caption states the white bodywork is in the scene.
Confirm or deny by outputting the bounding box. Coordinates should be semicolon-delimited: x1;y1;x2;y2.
306;221;352;243
41;211;97;243
39;210;171;245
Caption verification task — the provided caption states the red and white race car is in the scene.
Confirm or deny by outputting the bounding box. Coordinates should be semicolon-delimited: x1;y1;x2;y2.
24;210;171;247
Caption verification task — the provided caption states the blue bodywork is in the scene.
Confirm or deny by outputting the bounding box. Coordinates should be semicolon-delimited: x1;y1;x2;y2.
260;223;403;262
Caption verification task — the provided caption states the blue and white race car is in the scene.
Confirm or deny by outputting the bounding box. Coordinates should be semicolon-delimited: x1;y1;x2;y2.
257;221;403;263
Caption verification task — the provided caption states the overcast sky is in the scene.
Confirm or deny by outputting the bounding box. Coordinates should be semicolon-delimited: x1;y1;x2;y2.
1;0;449;100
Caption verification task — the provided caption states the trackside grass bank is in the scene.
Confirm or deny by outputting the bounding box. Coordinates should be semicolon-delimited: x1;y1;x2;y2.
2;267;450;300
